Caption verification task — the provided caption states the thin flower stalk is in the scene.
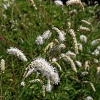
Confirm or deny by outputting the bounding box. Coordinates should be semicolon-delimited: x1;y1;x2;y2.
23;68;35;78
52;27;66;42
51;61;62;71
44;39;59;53
60;53;77;73
81;20;91;26
29;79;45;96
29;79;43;84
0;59;5;73
28;0;37;10
45;79;52;92
83;81;96;92
69;29;78;54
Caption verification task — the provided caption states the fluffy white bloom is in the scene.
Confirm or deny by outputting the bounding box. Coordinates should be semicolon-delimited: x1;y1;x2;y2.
66;51;76;58
52;27;66;42
75;60;82;67
92;49;99;56
35;35;44;45
24;58;60;84
7;47;27;62
94;58;99;63
52;58;57;62
21;81;26;86
66;0;84;10
2;4;8;10
80;35;87;43
42;30;52;40
58;32;66;42
81;71;88;76
97;67;100;75
78;43;83;51
84;60;90;71
97;46;100;51
85;96;93;100
54;0;63;6
91;39;100;46
2;0;15;10
66;0;81;5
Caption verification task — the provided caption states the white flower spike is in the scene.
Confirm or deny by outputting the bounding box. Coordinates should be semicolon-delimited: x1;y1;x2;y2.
7;47;27;62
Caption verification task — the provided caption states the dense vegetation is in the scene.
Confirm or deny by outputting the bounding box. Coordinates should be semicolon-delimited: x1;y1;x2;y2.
0;0;100;100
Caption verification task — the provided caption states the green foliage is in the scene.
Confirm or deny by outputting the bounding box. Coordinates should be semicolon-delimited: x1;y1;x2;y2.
0;0;100;100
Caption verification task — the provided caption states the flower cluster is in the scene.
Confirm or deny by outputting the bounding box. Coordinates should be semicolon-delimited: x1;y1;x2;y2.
66;0;84;10
0;59;5;73
23;58;60;85
78;25;90;32
52;27;66;42
7;47;27;62
2;0;14;10
69;29;78;54
35;30;52;45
